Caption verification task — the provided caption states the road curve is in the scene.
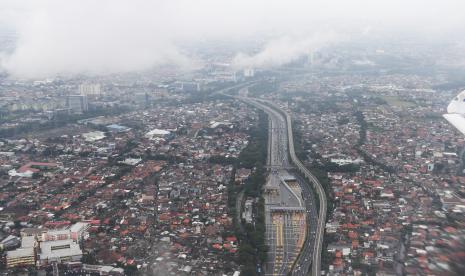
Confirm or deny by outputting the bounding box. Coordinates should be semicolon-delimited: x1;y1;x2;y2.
221;87;327;276
260;100;327;276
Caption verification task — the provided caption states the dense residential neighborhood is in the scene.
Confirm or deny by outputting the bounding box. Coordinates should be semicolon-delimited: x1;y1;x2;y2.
270;74;465;275
2;8;465;274
0;81;263;275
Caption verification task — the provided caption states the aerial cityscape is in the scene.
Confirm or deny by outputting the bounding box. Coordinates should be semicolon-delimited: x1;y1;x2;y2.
1;1;465;275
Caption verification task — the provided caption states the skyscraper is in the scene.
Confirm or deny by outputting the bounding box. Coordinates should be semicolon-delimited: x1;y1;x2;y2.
79;83;102;96
66;95;88;114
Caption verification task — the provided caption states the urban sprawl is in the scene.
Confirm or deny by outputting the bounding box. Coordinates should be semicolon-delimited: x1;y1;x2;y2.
1;50;465;276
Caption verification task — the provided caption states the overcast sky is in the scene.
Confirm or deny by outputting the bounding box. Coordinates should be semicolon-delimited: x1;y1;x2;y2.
0;0;464;78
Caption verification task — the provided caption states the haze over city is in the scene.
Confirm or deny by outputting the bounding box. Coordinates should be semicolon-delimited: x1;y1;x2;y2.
1;1;465;276
1;0;465;78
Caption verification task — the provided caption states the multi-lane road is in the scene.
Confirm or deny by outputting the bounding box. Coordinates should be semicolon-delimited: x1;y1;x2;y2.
238;96;327;276
264;99;327;276
259;98;301;276
292;173;318;275
242;96;304;275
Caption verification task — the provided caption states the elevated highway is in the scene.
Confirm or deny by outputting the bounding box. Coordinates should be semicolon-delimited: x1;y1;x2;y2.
262;100;327;276
239;96;327;276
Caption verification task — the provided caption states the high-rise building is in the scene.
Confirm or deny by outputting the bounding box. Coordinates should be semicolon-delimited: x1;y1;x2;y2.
79;83;101;96
243;68;255;77
134;92;150;106
66;95;88;114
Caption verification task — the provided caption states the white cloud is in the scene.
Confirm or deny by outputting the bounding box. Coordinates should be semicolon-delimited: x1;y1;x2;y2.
232;32;342;69
0;0;464;78
0;0;193;78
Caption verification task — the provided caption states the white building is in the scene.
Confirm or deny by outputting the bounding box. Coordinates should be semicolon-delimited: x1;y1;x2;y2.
37;239;82;266
82;264;125;275
243;68;255;77
82;131;106;142
70;222;90;242
6;222;90;268
145;129;172;140
79;83;102;96
121;157;142;166
6;247;35;268
8;169;34;178
6;236;37;268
